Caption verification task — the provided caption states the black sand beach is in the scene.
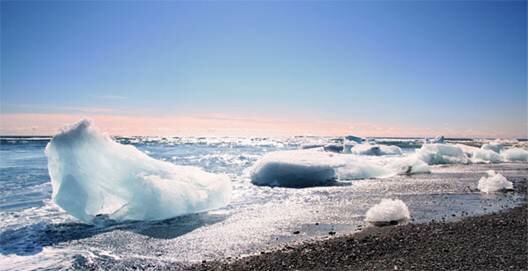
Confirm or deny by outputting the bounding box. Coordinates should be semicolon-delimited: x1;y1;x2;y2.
196;204;527;270
196;181;528;271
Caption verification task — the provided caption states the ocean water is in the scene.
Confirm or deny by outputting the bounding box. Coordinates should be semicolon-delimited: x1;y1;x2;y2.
0;137;526;270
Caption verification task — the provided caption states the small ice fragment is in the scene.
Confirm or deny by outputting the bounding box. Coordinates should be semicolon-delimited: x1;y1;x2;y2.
477;170;513;193
365;199;410;226
432;135;445;144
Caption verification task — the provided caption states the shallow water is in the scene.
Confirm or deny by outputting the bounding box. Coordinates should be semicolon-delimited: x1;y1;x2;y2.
0;137;526;270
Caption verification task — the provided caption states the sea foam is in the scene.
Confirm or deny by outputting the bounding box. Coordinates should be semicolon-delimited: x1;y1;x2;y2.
45;120;231;223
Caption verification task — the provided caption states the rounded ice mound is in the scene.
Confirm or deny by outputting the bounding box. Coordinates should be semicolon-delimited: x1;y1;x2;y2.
500;148;528;162
45;120;231;224
365;199;410;226
250;150;338;188
350;144;402;156
477;170;513;193
471;149;502;163
415;144;469;165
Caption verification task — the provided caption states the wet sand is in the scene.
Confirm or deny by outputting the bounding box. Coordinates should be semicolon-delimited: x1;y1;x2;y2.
196;204;527;270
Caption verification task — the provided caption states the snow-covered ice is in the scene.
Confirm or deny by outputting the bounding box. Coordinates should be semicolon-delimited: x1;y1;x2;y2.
365;198;411;225
45;120;231;224
477;170;513;193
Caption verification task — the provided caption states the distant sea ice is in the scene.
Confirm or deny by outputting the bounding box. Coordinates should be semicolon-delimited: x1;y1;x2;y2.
45;119;232;224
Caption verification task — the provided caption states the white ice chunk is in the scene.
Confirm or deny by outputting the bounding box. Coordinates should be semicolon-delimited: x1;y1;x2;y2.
250;150;429;187
471;149;502;163
481;141;504;153
415;144;469;164
500;148;528;162
45;120;231;224
351;144;402;156
365;199;410;225
477;170;513;193
454;144;480;157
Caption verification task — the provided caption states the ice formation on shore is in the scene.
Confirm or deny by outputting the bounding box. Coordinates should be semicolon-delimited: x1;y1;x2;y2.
45;120;231;223
249;150;339;188
481;141;504;153
471;149;502;163
477;170;513;193
250;150;430;187
365;198;410;225
500;148;528;162
415;144;469;164
350;144;402;156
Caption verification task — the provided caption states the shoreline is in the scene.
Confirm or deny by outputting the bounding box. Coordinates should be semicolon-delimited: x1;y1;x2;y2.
195;203;527;270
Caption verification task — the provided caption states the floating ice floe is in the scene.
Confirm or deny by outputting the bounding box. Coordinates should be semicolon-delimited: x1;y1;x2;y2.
471;149;502;163
250;150;429;187
46;120;232;224
477;170;513;193
365;198;410;226
415;143;469;164
344;135;364;144
500;148;528;162
350;144;402;156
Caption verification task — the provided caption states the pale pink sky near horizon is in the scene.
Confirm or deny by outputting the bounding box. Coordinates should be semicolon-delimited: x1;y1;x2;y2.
0;113;525;139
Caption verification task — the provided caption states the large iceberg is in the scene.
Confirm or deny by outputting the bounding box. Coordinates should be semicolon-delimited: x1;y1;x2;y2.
477;170;513;193
415;144;469;164
500;148;528;162
365;198;410;226
45;120;231;224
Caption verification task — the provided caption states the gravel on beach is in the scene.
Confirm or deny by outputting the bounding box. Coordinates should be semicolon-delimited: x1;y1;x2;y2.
196;204;528;271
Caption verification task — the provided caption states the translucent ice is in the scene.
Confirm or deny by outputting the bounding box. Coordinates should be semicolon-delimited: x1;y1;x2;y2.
415;144;469;164
45;120;231;224
249;150;339;188
365;198;410;224
477;170;513;193
500;148;528;162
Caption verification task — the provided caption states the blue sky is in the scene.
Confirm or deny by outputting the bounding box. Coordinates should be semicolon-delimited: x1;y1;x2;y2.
1;1;526;137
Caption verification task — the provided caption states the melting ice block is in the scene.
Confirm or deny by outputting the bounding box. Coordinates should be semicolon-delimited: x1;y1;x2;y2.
415;144;469;165
365;199;410;226
350;144;402;156
500;148;528;162
45;120;231;224
471;149;502;163
249;150;339;188
250;150;429;187
477;170;513;193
